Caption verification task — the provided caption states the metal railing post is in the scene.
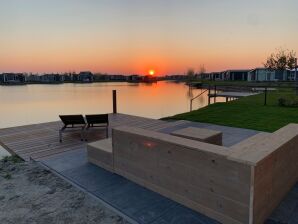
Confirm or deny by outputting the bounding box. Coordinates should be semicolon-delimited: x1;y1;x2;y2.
295;58;297;95
113;90;117;113
208;85;211;105
214;85;217;103
264;87;267;106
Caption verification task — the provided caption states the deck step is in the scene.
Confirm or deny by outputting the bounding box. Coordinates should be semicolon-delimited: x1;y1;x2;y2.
87;138;114;172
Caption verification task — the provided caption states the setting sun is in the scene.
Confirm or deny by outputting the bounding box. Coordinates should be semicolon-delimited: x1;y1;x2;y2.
148;69;155;76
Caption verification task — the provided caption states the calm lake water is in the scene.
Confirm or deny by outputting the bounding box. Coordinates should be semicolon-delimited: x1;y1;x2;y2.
0;81;224;128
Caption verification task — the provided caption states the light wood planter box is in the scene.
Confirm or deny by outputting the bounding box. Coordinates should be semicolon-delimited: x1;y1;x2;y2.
87;138;114;172
171;127;222;145
110;124;298;224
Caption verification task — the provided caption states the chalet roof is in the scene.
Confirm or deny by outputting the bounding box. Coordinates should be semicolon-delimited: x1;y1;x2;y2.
219;69;250;74
249;68;271;72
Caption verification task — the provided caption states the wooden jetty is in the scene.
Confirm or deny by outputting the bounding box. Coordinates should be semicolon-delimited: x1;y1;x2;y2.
208;91;258;104
0;113;189;161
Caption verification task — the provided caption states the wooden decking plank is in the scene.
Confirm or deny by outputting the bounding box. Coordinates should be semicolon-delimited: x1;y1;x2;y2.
0;127;52;138
0;129;56;144
16;139;88;160
5;132;72;148
110;116;150;125
11;137;82;154
11;131;95;151
30;144;84;160
110;114;158;126
22;141;84;158
6;137;58;149
4;134;59;148
0;121;60;136
0;124;59;137
4;127;98;149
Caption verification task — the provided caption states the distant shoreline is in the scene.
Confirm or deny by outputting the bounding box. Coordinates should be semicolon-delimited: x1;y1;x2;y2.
0;80;162;86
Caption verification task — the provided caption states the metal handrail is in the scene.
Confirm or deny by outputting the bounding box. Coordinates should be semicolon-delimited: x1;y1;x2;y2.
190;89;208;111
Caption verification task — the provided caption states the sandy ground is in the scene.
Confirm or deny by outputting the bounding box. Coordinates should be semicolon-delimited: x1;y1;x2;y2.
0;157;130;224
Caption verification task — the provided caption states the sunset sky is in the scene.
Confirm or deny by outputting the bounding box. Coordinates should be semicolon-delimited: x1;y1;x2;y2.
0;0;297;75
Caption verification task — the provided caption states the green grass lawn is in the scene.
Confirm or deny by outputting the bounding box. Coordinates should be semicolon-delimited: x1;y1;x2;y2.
169;88;298;132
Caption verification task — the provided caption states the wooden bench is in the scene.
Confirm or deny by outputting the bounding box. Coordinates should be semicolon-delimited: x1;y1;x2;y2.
171;127;222;145
112;124;298;224
87;138;114;172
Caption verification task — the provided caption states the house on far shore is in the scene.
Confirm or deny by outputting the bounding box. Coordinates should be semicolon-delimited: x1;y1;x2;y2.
0;73;26;84
248;68;291;82
197;70;250;81
26;74;41;83
210;72;222;80
109;75;127;81
289;68;298;81
165;75;187;81
61;74;72;82
78;71;94;82
198;73;212;80
221;69;250;81
127;75;141;82
40;74;64;83
94;74;110;82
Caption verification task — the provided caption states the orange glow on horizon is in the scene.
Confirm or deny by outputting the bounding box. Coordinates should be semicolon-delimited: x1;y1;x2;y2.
1;1;298;75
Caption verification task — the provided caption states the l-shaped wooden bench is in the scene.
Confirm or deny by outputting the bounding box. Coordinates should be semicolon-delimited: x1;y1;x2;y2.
87;124;298;224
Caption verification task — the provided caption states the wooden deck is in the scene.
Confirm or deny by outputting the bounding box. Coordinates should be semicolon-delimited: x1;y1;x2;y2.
0;113;189;161
209;91;258;98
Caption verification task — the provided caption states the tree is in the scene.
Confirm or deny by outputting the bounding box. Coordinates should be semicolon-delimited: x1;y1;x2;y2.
264;48;296;71
198;64;206;75
186;68;195;82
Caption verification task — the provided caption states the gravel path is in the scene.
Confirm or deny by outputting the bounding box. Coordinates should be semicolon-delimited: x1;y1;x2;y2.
0;156;130;224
